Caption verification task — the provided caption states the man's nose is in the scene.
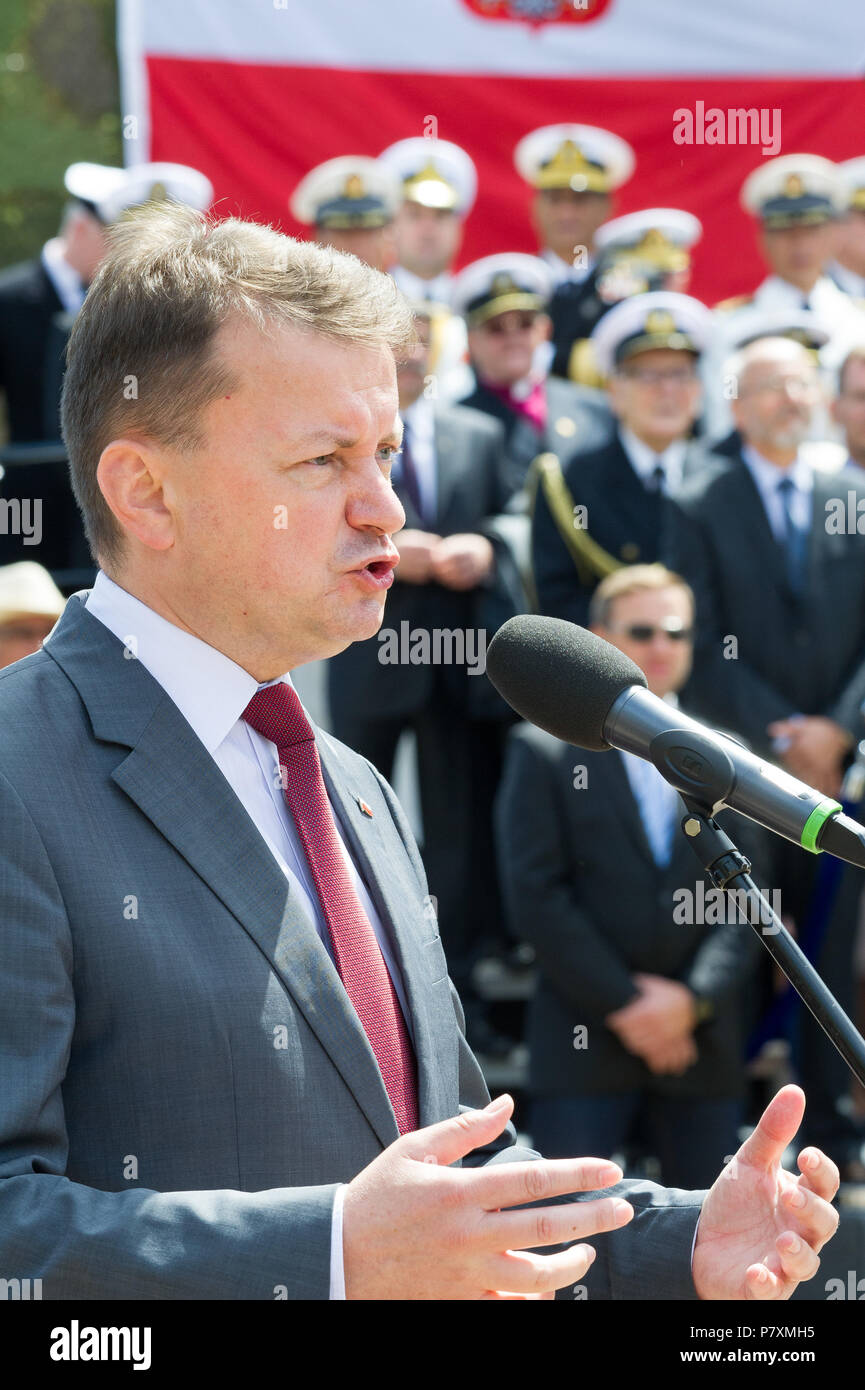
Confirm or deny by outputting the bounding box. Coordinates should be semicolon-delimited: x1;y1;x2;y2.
349;463;406;534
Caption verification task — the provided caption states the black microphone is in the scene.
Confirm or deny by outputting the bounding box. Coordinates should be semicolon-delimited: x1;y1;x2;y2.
486;614;865;871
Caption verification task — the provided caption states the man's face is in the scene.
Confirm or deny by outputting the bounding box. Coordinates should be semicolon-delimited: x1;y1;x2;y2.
315;223;396;272
593;585;694;698
607;349;702;450
531;188;611;263
834;209;865;276
732;350;820;454
140;316;405;677
759;221;837;290
832;356;865;462
468;309;549;387
393;202;462;279
397;315;431;409
64;209;109;285
0;614;57;669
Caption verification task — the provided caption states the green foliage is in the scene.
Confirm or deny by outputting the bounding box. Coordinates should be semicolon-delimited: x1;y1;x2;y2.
0;0;121;267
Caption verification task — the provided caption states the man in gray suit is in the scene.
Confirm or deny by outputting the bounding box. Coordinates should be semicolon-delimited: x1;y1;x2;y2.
0;202;839;1301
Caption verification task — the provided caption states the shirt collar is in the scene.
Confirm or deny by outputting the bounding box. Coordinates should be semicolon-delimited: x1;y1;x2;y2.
83;570;294;755
741;443;813;494
618;425;687;484
541;247;595;285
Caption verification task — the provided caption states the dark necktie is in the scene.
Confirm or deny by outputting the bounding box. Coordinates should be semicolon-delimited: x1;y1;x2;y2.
776;475;808;595
647;461;666;494
399;425;426;525
242;683;418;1134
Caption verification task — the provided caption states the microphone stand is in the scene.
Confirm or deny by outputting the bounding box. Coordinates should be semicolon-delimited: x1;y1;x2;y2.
677;795;865;1089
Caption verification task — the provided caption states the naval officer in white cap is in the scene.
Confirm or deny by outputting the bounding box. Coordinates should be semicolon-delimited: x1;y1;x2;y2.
514;123;636;386
0;160;213;443
452;252;612;489
531;291;713;627
379;137;478;403
289;155;400;273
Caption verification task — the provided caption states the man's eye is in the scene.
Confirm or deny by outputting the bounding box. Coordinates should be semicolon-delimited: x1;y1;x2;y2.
306;455;333;467
378;446;399;464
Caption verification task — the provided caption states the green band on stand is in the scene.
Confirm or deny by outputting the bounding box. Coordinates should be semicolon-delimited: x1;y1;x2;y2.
801;800;843;854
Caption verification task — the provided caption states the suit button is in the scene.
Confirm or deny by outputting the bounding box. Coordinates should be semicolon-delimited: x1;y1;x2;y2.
554;417;577;438
621;542;640;560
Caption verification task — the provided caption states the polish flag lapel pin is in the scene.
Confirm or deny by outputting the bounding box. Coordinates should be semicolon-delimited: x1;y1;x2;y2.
356;797;374;818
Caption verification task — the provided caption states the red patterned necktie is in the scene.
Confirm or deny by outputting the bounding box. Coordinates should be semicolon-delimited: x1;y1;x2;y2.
242;683;418;1134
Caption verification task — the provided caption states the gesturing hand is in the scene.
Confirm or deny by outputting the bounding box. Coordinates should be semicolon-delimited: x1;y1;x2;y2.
342;1094;634;1300
693;1085;839;1300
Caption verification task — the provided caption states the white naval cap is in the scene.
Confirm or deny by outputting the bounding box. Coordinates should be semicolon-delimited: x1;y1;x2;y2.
0;561;66;624
290;156;401;229
450;253;553;326
64;161;213;225
741;154;844;227
590;291;714;376
720;305;831;353
514;123;634;194
837;157;865;213
595;208;702;271
379;137;477;215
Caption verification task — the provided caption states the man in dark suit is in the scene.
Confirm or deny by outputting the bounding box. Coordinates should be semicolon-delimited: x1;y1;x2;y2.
531;292;714;628
451;253;612;488
0;202;840;1301
328;307;526;1041
497;565;764;1191
669;334;865;1167
0;161;213;444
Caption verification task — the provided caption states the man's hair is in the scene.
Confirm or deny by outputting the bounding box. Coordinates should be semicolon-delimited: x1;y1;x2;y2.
838;345;865;396
588;562;694;629
61;201;416;568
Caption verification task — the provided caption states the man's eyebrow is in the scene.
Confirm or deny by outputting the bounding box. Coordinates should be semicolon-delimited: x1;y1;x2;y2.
291;425;404;453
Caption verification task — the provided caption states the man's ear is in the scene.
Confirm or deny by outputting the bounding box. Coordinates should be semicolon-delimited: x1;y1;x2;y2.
96;437;176;554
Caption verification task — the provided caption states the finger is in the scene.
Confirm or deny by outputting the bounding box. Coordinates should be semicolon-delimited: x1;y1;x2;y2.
736;1084;805;1171
401;1095;515;1166
775;1229;821;1284
744;1263;786;1300
797;1147;841;1203
469;1156;624;1211
781;1179;840;1250
488;1243;597;1296
483;1195;633;1250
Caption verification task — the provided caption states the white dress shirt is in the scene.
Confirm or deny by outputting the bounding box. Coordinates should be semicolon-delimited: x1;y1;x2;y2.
540;246;595;289
83;569;415;1299
740;444;813;541
398;395;438;525
618;426;688;495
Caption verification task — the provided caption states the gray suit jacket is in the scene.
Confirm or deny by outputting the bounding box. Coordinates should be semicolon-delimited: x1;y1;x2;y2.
0;593;704;1299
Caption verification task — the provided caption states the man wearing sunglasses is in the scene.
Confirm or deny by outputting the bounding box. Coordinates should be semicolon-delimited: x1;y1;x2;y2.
451;253;612;490
496;563;763;1194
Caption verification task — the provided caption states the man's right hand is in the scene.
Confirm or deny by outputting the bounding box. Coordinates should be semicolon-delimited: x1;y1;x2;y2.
394;529;442;584
342;1094;634;1299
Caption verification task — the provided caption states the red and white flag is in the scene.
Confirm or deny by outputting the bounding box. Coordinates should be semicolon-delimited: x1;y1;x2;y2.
118;0;865;303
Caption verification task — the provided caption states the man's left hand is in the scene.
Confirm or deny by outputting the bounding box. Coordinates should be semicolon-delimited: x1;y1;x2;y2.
693;1085;839;1299
606;974;696;1053
767;716;851;798
430;534;495;590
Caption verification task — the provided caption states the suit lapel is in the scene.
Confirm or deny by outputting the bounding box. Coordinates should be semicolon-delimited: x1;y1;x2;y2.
317;731;445;1128
603;750;658;868
432;410;462;530
44;595;400;1148
726;455;790;594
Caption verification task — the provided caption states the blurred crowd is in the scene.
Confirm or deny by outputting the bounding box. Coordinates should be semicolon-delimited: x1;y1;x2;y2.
5;125;865;1187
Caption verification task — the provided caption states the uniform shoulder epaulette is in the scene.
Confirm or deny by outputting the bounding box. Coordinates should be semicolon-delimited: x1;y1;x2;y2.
713;294;755;313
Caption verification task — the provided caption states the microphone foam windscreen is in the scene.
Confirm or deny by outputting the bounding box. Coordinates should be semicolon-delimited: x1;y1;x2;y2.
486;615;647;750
